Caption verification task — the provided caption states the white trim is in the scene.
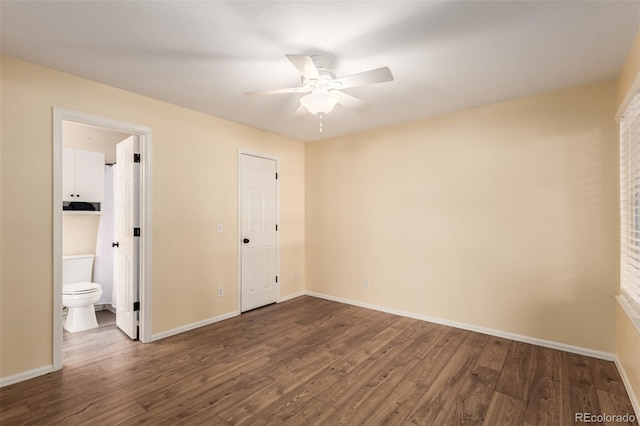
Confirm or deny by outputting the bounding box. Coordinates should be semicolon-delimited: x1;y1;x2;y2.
151;311;239;341
52;111;63;371
615;356;640;419
237;149;281;313
305;291;616;361
52;108;153;372
0;365;53;388
278;291;305;303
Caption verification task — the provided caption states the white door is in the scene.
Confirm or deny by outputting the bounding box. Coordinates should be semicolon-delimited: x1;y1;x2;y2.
114;135;139;339
241;154;278;312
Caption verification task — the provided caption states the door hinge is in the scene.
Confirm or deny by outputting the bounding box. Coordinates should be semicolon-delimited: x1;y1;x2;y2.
275;172;278;180
275;276;278;283
134;153;141;163
133;301;140;311
134;227;141;237
276;224;278;231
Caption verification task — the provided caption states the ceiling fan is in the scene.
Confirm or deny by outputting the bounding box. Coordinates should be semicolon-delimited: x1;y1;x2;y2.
244;54;394;119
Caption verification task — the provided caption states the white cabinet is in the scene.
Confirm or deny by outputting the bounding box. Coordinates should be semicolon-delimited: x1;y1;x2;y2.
63;148;105;203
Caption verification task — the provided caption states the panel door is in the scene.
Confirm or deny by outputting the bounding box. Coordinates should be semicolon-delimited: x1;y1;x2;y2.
241;154;278;312
114;135;139;339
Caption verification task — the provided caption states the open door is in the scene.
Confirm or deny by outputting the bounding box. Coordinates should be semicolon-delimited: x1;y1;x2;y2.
114;135;139;339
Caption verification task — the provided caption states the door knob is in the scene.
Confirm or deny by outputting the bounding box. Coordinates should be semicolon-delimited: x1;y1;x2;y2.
112;242;119;247
243;238;250;244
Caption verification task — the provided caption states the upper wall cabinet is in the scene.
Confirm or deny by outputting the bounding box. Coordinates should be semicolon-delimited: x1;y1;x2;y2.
63;148;105;203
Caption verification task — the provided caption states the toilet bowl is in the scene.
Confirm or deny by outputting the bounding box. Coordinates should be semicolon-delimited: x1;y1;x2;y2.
62;255;103;333
63;283;103;332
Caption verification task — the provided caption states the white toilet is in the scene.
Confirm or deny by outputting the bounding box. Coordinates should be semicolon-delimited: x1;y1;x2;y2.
62;254;103;333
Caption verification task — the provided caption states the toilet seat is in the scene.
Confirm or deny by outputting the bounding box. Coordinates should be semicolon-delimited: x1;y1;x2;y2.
63;282;101;295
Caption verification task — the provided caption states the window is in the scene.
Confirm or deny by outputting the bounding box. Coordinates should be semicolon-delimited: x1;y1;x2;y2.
620;92;640;317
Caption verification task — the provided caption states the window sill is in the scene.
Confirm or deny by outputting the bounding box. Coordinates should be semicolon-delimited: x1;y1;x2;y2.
616;295;640;335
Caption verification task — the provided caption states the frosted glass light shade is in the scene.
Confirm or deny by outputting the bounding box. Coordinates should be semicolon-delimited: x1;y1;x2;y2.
300;91;340;115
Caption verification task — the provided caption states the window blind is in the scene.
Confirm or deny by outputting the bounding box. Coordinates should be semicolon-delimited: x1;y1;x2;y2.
620;92;640;312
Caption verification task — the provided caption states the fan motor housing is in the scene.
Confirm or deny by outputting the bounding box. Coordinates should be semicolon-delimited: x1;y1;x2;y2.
302;55;340;90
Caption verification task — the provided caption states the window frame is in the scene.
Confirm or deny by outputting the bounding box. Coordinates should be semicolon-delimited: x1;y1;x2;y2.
619;92;640;330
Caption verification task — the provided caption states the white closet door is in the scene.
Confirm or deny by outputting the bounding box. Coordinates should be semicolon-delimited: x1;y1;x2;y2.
240;154;278;312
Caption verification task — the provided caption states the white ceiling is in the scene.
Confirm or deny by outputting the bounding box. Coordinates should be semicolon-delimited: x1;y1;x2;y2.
1;1;639;142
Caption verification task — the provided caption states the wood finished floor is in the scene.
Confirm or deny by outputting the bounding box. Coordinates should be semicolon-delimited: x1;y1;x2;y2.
0;296;637;425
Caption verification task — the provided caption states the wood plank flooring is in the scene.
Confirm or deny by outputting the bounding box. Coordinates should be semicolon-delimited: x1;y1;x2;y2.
1;296;637;425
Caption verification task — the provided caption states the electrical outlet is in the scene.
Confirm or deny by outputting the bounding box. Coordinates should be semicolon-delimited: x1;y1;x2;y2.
217;223;223;233
364;279;369;288
294;272;298;280
218;287;224;297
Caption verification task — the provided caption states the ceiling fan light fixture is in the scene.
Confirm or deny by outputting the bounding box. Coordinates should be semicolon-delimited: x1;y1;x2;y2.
300;90;340;115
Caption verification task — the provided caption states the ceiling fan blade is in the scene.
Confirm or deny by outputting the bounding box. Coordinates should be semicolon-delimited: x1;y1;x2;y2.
336;91;371;113
292;104;308;120
244;87;309;96
335;67;394;89
286;54;320;80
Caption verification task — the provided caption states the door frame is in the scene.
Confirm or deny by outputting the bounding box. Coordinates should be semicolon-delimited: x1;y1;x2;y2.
52;108;153;371
237;149;280;313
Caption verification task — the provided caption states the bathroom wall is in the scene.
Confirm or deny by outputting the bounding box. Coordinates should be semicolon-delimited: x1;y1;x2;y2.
62;122;125;258
62;122;129;164
62;215;100;256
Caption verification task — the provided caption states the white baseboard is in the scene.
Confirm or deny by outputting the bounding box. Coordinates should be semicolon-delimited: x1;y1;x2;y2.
0;365;53;388
615;357;640;419
150;292;305;341
305;291;616;361
150;311;239;341
94;304;114;312
279;291;305;303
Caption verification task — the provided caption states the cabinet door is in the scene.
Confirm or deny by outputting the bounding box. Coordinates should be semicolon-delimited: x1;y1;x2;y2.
62;148;76;202
74;149;105;202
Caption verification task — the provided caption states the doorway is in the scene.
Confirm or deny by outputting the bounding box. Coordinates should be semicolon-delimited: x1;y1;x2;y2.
238;151;280;312
53;108;152;371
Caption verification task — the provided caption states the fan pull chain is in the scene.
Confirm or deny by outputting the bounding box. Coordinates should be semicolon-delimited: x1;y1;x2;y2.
319;113;324;133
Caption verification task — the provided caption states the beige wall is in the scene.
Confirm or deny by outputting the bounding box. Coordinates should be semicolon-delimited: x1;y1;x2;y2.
617;30;640;111
306;81;618;353
616;29;640;411
62;215;100;256
0;56;306;378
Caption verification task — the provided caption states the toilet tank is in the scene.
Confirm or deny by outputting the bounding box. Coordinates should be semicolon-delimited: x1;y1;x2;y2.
62;254;95;285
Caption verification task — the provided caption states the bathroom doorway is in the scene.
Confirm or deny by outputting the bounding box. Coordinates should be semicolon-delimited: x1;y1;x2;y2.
53;108;152;371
